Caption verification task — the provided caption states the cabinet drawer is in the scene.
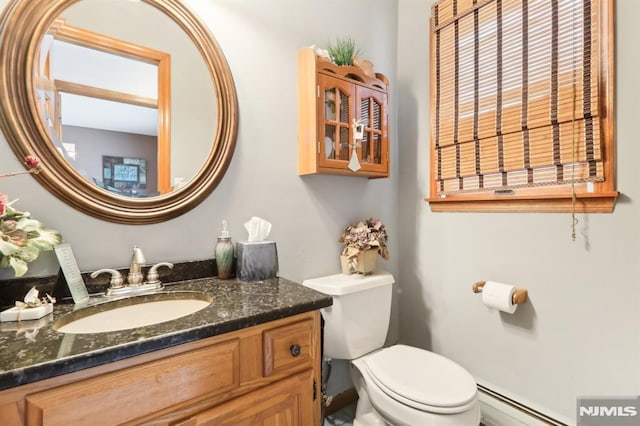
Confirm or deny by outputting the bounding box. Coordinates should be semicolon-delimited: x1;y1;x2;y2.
263;319;313;377
25;339;240;426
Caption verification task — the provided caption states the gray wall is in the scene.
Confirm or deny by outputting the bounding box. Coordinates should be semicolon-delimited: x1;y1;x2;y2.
0;0;401;355
0;0;399;279
1;1;638;424
63;125;158;195
397;0;640;423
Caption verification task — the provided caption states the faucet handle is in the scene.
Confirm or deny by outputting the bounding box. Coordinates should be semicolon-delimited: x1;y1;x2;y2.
145;262;174;285
91;269;124;288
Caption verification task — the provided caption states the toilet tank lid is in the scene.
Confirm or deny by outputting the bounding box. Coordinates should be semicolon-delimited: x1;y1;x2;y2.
302;270;394;295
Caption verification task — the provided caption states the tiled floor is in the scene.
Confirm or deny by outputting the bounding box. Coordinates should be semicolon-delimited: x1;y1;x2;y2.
324;403;485;426
323;402;356;426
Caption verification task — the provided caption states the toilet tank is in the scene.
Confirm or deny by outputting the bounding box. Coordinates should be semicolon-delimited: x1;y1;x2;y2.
302;271;394;360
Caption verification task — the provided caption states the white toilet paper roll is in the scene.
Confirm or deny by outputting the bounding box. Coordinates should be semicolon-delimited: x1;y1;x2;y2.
481;281;517;314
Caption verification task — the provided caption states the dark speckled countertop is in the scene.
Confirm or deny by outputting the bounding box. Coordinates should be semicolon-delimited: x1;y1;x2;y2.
0;276;332;391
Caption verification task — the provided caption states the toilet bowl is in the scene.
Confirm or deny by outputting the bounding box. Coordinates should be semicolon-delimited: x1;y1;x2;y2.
351;345;480;425
302;271;480;426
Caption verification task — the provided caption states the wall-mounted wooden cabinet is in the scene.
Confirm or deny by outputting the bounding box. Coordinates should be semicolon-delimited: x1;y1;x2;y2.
297;47;389;178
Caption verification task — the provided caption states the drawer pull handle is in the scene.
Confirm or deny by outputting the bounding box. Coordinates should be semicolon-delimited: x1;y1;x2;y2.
290;344;302;357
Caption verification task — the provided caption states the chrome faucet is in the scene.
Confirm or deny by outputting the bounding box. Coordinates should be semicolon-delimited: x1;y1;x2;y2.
127;246;146;286
91;246;171;297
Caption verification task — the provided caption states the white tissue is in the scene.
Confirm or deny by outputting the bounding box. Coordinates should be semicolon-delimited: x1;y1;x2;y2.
244;216;272;242
481;281;517;314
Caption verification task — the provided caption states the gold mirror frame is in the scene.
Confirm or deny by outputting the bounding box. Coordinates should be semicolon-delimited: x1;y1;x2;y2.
0;0;238;224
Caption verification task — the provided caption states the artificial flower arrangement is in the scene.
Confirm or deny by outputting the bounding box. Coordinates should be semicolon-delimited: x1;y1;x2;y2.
339;218;389;274
0;156;62;277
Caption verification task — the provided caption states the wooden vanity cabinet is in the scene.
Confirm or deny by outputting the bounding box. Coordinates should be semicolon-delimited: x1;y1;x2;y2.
0;311;322;426
297;47;389;178
174;370;314;426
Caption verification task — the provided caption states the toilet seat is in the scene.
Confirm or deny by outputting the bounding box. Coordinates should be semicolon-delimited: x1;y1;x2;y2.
361;345;478;414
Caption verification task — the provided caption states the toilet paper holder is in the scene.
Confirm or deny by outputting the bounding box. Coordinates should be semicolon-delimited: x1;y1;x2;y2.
472;281;528;304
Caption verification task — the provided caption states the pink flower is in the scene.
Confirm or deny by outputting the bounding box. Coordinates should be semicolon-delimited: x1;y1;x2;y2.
24;156;40;170
0;155;41;179
0;194;5;217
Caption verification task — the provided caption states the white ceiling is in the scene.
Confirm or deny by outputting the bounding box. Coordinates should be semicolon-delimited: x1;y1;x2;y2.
60;93;158;136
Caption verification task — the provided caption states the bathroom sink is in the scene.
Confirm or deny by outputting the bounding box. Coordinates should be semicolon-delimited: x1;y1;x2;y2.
53;291;213;334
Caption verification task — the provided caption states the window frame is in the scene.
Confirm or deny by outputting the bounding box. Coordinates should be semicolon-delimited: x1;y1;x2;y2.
426;0;617;213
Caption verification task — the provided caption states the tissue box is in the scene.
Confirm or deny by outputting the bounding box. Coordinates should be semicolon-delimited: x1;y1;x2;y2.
236;241;278;281
0;303;53;322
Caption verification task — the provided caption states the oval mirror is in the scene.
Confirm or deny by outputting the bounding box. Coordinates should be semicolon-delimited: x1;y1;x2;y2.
0;0;238;224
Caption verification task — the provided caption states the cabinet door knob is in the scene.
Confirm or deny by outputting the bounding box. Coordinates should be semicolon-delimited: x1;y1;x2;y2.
290;344;302;357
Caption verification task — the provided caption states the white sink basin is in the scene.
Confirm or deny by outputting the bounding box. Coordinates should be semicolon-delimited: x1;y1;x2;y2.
53;291;213;334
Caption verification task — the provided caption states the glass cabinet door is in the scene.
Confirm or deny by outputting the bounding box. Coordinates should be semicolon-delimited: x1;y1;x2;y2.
356;86;388;172
318;74;354;165
315;73;388;176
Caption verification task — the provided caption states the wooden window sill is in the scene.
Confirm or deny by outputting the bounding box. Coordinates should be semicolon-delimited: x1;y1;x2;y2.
425;191;619;213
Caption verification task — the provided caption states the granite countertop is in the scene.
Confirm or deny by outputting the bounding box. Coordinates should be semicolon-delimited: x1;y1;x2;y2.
0;276;332;391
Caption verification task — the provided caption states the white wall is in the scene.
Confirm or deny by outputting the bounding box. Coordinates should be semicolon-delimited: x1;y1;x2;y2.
397;0;640;424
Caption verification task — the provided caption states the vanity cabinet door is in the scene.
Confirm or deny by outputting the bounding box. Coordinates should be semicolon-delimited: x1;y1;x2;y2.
175;370;315;426
24;339;240;426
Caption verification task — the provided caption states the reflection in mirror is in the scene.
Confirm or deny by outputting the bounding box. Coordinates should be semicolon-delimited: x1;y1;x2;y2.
55;0;217;195
0;0;238;223
37;0;219;197
36;19;170;196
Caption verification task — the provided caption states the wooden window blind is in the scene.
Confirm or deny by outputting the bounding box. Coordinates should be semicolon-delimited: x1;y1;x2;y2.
427;0;616;212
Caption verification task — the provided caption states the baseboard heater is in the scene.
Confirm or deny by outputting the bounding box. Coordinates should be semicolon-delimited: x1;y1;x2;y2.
478;384;568;426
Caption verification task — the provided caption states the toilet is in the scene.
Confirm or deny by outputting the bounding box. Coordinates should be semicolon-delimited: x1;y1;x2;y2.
303;270;481;426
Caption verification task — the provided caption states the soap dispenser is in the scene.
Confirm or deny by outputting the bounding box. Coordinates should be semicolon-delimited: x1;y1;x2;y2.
215;220;234;279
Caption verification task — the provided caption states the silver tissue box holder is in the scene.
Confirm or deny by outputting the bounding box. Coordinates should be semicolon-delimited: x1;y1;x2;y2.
235;241;278;281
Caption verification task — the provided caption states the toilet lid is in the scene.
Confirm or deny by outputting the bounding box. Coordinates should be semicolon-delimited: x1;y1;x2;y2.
363;345;477;412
